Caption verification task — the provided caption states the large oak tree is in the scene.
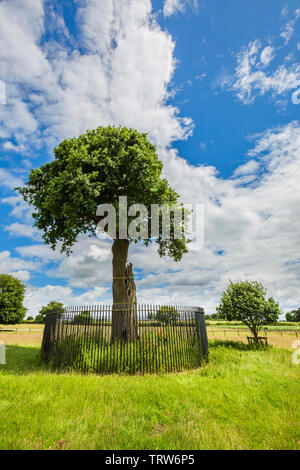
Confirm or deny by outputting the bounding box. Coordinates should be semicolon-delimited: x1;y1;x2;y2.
17;126;189;340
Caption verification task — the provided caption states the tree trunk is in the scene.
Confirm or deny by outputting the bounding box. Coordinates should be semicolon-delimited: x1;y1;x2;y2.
111;239;137;341
250;326;260;344
252;328;259;339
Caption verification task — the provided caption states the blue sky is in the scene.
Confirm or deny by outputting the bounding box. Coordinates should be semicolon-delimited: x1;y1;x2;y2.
0;0;300;316
160;0;300;174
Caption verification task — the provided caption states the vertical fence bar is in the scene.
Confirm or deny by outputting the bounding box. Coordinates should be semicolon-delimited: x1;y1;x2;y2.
95;306;101;372
185;310;193;366
68;311;75;367
106;306;110;373
90;306;94;368
63;311;71;367
149;305;153;373
198;308;208;356
74;307;81;370
174;307;180;371
139;306;143;374
180;308;187;369
195;309;202;362
181;309;188;367
162;307;169;372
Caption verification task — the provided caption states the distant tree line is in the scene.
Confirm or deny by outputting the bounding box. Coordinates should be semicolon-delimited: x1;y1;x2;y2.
285;309;300;322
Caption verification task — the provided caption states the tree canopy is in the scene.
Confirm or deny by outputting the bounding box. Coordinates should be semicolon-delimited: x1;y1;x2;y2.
39;301;65;321
216;280;281;338
0;274;26;324
150;306;179;325
17;126;189;260
285;309;300;322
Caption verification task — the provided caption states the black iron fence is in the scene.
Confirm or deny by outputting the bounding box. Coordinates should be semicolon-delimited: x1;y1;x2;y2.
41;305;208;375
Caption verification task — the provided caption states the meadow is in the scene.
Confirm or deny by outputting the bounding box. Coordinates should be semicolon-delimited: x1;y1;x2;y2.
0;326;299;450
1;322;299;349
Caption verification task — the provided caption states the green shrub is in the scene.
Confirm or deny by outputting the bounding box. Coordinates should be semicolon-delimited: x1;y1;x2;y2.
73;311;91;325
39;301;64;322
286;309;300;322
34;314;44;324
149;306;179;326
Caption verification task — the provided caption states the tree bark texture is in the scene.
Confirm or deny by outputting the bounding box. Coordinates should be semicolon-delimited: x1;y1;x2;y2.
111;239;137;341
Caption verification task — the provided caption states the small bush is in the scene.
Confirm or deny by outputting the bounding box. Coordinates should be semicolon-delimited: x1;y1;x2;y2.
73;311;91;325
39;301;64;323
149;306;179;326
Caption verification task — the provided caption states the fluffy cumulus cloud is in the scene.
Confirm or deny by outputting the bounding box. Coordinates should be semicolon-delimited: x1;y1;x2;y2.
0;0;192;152
1;0;300;315
23;284;110;316
0;250;35;282
132;121;300;313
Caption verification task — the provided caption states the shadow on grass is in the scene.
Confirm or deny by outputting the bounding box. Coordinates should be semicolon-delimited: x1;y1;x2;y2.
208;339;271;352
0;344;50;376
0;341;270;376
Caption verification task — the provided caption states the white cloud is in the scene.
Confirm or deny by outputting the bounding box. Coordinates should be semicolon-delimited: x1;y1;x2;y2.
0;169;23;190
227;40;300;104
24;284;110;316
16;244;63;262
2;141;25;152
163;0;197;17
47;238;113;289
13;270;31;282
4;222;40;240
280;9;300;45
24;285;73;316
0;0;192;151
2;195;33;223
152;121;300;313
260;46;275;67
232;159;260;177
163;0;185;17
0;250;37;277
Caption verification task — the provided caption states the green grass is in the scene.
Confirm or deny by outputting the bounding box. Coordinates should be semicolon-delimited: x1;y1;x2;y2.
0;341;299;450
47;332;202;374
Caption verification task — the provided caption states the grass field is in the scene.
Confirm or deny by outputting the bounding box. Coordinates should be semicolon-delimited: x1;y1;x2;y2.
1;323;298;350
206;328;299;349
0;329;299;450
206;321;300;330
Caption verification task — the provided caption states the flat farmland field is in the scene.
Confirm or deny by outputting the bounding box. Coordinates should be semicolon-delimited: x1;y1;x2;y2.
1;323;298;350
206;327;299;350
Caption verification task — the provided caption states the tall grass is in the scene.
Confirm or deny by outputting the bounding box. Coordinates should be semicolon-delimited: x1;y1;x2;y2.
46;331;203;374
0;340;299;450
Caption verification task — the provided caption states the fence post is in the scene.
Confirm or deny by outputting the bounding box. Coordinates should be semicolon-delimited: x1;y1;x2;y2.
195;308;209;356
41;313;57;362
